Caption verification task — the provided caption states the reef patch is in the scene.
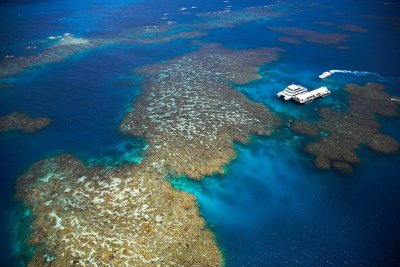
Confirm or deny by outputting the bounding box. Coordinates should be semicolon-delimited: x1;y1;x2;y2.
268;26;349;45
278;36;302;44
0;34;96;79
289;83;400;173
0;112;51;133
313;21;334;27
0;5;288;81
337;24;368;33
15;42;283;267
0;82;15;89
121;43;281;179
196;6;286;29
363;14;400;31
16;155;222;266
0;30;206;79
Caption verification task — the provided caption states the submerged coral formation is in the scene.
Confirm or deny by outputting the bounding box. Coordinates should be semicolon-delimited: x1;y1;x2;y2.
0;5;287;81
363;14;400;31
337;24;368;33
313;21;334;27
196;6;285;29
11;5;284;265
277;37;302;44
0;82;15;89
312;21;368;33
290;83;400;173
16;43;281;266
106;25;206;45
288;120;319;137
268;26;349;45
0;34;97;79
0;29;205;79
16;155;222;266
0;112;51;133
121;43;280;179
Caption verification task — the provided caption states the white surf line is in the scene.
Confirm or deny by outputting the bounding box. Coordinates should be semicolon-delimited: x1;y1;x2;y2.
319;69;384;80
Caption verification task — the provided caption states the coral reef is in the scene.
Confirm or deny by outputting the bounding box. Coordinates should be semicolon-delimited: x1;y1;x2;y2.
313;21;334;27
12;6;285;265
109;25;207;45
312;21;368;33
15;43;281;266
0;34;97;79
290;83;400;173
121;44;280;179
268;26;349;45
278;37;302;44
16;155;222;266
196;6;286;29
0;112;51;133
0;82;15;89
289;120;319;137
0;29;205;79
337;24;368;33
363;15;400;31
0;5;287;81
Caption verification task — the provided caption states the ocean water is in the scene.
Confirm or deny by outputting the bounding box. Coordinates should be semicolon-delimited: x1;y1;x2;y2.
1;0;400;266
172;137;400;266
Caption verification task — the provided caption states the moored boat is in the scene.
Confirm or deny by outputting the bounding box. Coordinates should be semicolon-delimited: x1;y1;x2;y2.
277;84;308;100
293;86;331;104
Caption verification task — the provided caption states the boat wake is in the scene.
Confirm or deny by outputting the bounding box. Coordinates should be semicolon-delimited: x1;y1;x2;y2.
319;69;384;80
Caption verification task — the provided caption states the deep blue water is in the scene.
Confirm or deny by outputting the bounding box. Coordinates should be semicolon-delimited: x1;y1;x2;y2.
1;0;400;266
172;137;400;266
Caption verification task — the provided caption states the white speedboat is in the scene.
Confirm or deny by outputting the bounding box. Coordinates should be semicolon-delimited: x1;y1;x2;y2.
277;84;308;100
318;71;332;79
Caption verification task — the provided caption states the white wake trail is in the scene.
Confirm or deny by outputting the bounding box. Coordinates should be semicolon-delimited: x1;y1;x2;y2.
319;69;384;80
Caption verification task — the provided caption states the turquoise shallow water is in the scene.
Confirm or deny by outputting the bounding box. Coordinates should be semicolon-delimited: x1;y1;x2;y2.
1;0;400;266
171;136;400;266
